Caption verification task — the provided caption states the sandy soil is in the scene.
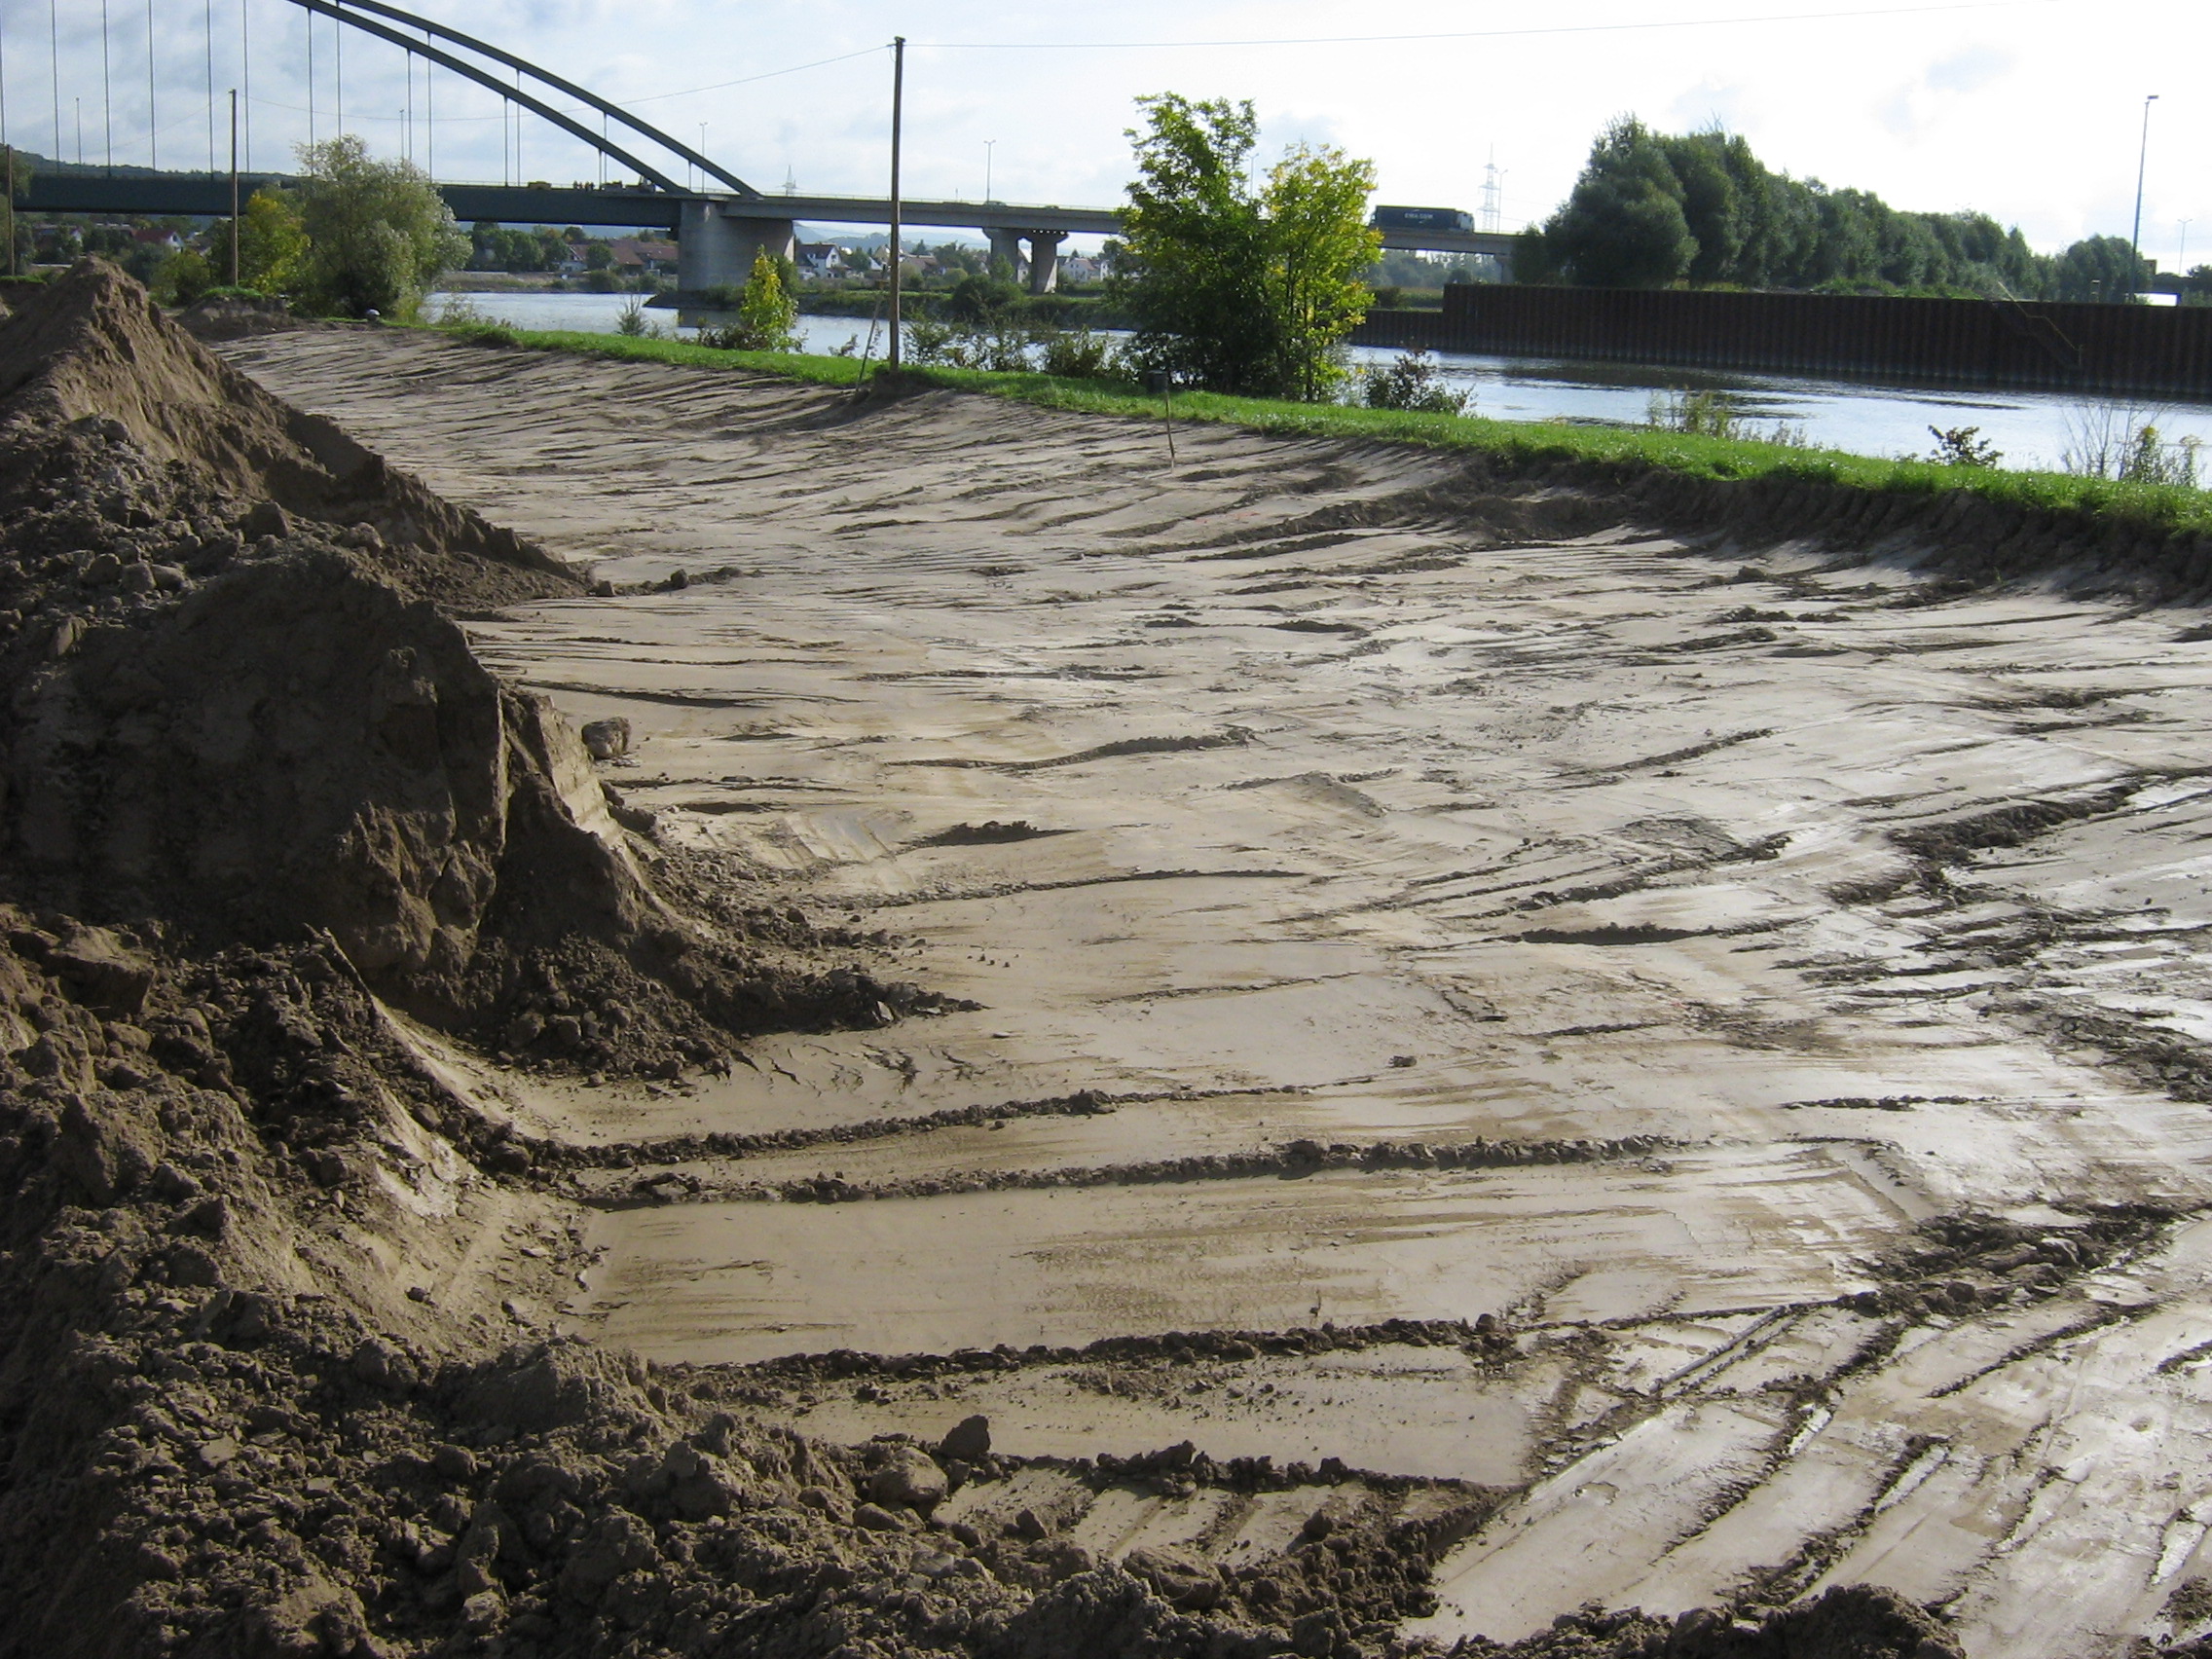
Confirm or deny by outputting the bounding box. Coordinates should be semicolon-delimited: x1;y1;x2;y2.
221;328;2212;1654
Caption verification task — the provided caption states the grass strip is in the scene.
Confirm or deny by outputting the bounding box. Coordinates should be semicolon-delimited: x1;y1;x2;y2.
428;320;2212;538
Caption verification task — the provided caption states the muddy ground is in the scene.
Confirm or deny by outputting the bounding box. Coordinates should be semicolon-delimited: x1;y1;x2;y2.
189;324;2212;1656
4;259;2208;1659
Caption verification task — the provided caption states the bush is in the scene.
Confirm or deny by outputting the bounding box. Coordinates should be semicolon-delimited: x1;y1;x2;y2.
157;247;215;307
2062;404;2203;486
614;297;664;339
1361;350;1470;415
695;250;799;351
1038;328;1117;381
1928;424;2003;468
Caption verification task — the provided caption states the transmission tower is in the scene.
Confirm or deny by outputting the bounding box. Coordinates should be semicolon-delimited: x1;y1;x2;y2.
1480;153;1505;235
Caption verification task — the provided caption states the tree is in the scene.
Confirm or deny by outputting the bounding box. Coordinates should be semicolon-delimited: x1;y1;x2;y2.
1262;141;1381;399
293;136;465;318
708;248;798;350
1545;118;1697;288
2051;235;2151;302
1117;93;1380;398
222;189;309;292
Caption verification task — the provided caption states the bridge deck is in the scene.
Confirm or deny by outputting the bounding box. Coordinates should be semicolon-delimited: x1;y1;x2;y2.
17;172;1514;258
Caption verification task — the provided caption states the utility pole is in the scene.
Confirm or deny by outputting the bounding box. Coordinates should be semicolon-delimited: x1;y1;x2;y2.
887;35;904;369
228;89;240;286
2130;92;2158;298
4;146;17;279
984;137;995;203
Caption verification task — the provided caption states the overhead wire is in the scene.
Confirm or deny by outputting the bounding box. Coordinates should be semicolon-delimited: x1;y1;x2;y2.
908;0;2063;51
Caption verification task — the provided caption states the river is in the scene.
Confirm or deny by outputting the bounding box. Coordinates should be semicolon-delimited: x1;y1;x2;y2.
428;289;2212;474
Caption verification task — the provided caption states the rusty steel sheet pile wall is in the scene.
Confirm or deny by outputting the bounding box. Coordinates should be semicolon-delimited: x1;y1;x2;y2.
1351;285;2212;399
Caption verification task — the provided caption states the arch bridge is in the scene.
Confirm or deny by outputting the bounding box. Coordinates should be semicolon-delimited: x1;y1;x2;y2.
17;0;1519;293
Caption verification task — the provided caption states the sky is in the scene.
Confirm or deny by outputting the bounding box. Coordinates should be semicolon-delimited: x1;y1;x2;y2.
3;0;2207;269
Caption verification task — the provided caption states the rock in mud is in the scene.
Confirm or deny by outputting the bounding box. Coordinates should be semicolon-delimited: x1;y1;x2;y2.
866;1442;951;1512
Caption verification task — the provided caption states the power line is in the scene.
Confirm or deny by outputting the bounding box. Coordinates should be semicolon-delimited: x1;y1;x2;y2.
624;46;882;106
912;0;2062;51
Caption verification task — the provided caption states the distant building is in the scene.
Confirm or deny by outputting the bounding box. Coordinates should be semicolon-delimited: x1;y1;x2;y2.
608;237;679;275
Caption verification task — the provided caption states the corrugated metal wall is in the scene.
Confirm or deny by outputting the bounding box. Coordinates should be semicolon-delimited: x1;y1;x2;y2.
1349;287;2212;399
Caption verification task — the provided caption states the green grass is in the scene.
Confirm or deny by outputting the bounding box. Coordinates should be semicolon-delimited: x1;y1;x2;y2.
426;320;2212;540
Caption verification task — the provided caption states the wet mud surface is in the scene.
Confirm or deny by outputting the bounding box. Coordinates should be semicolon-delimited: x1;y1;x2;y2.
192;325;2212;1655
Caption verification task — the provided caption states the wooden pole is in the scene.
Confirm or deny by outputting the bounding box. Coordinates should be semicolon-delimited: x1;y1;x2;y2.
228;90;240;286
887;36;903;369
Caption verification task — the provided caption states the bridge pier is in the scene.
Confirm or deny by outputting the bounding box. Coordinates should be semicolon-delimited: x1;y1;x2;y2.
980;228;1063;293
985;228;1025;282
678;201;794;295
1019;231;1064;295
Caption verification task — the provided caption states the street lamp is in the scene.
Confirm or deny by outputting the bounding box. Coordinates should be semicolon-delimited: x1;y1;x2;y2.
2130;92;2159;296
984;138;996;203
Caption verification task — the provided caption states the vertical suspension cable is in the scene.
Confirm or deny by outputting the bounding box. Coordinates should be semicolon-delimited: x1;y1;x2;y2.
333;0;340;136
206;0;216;171
145;0;156;168
49;0;59;166
306;1;313;152
240;0;250;171
423;31;430;179
99;0;111;173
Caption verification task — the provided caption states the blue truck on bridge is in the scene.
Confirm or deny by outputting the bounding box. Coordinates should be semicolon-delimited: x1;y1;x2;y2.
1371;205;1476;234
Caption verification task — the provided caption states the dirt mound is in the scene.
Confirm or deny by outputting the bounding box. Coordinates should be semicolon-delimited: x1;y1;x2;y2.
175;290;319;342
0;259;572;610
0;261;935;1074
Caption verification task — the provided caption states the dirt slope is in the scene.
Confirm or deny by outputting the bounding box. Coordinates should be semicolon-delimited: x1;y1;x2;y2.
216;326;2212;1657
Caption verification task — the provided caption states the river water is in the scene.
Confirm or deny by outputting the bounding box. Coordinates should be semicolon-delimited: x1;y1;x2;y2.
428;289;2212;474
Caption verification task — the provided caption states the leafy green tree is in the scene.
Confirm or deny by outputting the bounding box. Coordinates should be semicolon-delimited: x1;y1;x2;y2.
2051;235;2151;302
946;270;1021;323
1546;118;1697;287
1118;93;1379;398
708;248;799;350
158;246;214;306
1262;140;1381;399
220;189;310;291
294;136;464;318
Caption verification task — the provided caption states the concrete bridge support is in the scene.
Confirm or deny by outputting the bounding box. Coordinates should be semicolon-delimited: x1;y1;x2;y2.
678;201;794;294
980;227;1065;293
1019;231;1065;295
985;229;1025;282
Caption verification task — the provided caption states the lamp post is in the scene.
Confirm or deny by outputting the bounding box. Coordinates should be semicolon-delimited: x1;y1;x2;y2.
984;138;996;203
2130;92;2159;298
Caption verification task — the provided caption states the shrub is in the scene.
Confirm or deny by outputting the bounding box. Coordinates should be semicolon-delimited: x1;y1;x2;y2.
1361;350;1470;415
158;247;215;307
1039;328;1116;380
1928;424;2003;468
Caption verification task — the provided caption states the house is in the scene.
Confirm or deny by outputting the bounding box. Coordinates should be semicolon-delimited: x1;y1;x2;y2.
795;241;844;277
1060;254;1105;284
556;242;590;276
131;227;184;252
608;237;680;275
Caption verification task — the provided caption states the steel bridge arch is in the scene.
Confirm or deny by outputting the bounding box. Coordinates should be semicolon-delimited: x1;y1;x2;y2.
282;0;759;199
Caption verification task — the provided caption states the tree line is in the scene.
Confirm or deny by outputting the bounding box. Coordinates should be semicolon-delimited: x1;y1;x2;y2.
1516;117;2160;302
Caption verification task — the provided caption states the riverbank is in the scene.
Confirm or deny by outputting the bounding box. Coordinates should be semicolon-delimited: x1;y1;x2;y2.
427;317;2212;564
